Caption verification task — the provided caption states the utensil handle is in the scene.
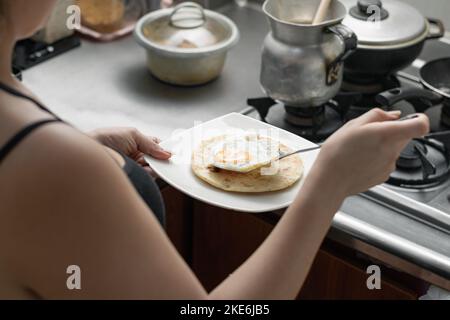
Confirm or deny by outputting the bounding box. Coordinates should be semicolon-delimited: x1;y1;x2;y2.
426;18;445;40
326;24;358;85
313;0;333;24
279;145;322;160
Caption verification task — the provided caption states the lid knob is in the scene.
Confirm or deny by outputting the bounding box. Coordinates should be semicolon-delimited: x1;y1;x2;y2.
170;2;206;29
357;0;382;14
350;0;389;21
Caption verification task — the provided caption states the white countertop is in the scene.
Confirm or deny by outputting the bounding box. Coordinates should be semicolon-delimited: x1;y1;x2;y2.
23;4;267;139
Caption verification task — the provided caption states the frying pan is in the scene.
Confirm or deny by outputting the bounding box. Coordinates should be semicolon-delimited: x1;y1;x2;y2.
421;58;450;99
376;58;450;109
376;58;450;151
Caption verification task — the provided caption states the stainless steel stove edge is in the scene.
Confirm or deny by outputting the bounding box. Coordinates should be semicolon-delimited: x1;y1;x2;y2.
331;211;450;280
362;185;450;235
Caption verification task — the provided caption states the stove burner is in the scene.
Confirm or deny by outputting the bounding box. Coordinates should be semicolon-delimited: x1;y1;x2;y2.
397;141;428;170
342;76;401;96
388;138;450;189
284;105;326;127
338;75;405;120
247;98;344;142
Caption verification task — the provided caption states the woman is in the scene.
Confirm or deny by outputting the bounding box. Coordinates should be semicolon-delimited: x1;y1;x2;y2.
0;0;429;299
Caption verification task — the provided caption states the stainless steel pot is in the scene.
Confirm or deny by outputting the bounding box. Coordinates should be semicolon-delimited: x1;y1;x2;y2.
260;0;357;108
134;2;239;86
340;0;445;83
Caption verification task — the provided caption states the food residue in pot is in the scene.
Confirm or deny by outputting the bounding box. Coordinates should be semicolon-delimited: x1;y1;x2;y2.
142;21;224;50
159;38;200;49
177;40;198;49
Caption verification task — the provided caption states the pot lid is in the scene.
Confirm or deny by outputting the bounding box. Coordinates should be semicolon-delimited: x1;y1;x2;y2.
340;0;428;47
141;2;232;50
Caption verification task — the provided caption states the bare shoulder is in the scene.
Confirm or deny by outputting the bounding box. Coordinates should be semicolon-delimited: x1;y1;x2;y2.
0;123;165;298
0;121;136;229
0;123;201;299
0;124;131;283
0;122;119;190
0;121;143;224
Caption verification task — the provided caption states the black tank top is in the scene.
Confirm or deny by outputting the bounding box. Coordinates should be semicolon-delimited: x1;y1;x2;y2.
0;82;166;227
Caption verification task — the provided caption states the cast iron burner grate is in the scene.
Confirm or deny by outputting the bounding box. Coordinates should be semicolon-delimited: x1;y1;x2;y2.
389;137;450;188
247;97;345;142
338;75;418;120
247;96;450;189
248;76;419;142
248;73;450;190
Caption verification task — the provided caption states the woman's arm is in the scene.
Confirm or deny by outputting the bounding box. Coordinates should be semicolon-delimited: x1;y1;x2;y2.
210;109;429;299
2;109;428;299
210;165;345;299
88;127;171;175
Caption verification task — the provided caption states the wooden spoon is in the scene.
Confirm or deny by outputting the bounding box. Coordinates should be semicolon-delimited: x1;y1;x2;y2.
312;0;333;25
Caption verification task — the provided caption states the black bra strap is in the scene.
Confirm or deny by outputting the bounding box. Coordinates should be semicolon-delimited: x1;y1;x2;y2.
0;119;62;164
0;81;62;121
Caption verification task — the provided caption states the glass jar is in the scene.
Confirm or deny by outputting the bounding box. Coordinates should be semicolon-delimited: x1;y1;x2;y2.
76;0;148;40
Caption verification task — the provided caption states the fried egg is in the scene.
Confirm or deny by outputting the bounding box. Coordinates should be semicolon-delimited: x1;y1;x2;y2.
209;135;280;173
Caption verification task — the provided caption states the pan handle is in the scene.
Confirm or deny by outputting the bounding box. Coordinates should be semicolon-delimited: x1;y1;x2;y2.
426;18;445;40
376;88;443;110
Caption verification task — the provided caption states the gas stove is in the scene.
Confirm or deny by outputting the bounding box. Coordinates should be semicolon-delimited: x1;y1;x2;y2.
247;73;419;141
13;35;81;72
246;39;450;234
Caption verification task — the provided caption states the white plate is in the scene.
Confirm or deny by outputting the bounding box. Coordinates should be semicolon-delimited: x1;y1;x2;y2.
145;113;320;213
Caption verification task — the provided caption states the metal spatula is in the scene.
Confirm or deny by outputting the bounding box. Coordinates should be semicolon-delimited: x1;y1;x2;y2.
274;114;418;161
231;145;322;173
212;113;419;172
210;144;322;172
277;145;322;160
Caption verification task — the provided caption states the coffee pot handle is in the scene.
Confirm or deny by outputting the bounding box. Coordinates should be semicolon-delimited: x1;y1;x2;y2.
326;24;358;85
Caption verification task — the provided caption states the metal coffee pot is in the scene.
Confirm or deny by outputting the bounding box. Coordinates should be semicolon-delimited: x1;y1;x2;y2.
260;0;357;107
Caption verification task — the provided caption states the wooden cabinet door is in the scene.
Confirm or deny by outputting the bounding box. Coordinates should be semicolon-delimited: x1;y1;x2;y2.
161;186;194;264
190;200;421;299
